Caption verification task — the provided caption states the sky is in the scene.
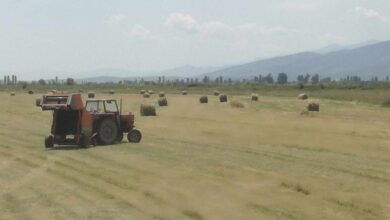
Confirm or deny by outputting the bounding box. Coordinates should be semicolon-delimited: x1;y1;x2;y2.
0;0;390;80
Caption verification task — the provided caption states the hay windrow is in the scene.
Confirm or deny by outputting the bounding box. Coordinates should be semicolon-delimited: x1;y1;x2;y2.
158;98;168;106
140;104;157;116
200;96;208;104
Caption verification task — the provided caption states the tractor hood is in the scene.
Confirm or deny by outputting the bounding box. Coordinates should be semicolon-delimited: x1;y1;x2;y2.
41;93;84;111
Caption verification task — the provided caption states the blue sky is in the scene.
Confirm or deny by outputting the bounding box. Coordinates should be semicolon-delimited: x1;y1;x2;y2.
1;0;390;79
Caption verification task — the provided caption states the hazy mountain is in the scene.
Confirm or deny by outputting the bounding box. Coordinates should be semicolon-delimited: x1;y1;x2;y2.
205;40;390;80
159;65;227;77
315;40;380;54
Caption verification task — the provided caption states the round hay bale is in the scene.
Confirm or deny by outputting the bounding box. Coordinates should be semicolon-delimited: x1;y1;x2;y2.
219;94;227;102
159;92;165;97
298;93;308;100
251;93;258;101
51;90;57;94
148;90;154;95
28;90;34;95
140;90;146;94
35;98;42;107
230;100;244;108
182;90;188;95
307;102;320;112
140;104;156;116
88;92;95;98
109;90;115;95
213;90;220;96
158;98;168;106
143;93;150;98
10;92;15;96
200;95;208;104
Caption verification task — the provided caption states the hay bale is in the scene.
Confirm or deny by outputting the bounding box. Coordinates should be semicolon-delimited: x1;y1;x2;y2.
109;90;115;95
159;92;165;97
140;104;156;116
51;90;57;94
28;90;34;95
219;94;227;102
298;93;308;100
182;90;188;95
35;98;42;107
251;93;258;101
143;92;150;98
213;90;220;96
10;92;15;96
158;98;168;106
140;90;146;94
307;102;319;112
88;92;95;98
230;100;244;108
199;95;208;104
148;90;154;95
78;89;83;93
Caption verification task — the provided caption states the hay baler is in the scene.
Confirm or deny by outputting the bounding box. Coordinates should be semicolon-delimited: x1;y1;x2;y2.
39;93;141;148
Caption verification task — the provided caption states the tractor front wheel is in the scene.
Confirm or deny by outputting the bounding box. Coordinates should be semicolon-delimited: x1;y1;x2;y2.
97;119;118;145
45;135;54;148
127;129;142;143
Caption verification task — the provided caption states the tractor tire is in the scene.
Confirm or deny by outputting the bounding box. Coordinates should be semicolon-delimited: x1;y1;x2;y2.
79;135;88;148
45;135;54;148
127;129;142;143
116;133;124;143
97;119;118;145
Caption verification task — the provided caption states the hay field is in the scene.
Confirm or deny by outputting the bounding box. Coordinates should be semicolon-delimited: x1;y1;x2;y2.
0;92;389;220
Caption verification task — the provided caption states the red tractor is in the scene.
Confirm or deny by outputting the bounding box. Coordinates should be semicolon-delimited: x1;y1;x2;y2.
39;93;141;148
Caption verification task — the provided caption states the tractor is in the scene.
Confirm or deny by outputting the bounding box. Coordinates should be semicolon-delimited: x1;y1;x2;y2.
39;93;141;148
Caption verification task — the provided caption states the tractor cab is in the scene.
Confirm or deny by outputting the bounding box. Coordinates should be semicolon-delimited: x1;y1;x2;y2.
85;99;119;114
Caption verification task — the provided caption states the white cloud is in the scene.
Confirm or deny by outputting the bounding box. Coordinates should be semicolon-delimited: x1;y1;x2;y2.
166;13;295;37
108;14;127;24
355;7;390;23
129;24;151;37
165;13;200;33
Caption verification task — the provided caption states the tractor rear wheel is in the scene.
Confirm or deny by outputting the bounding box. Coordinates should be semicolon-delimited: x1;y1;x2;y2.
45;135;54;148
127;129;142;143
97;119;118;145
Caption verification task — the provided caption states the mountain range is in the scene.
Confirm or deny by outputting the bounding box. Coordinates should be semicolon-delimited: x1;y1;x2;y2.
205;40;390;80
78;40;390;83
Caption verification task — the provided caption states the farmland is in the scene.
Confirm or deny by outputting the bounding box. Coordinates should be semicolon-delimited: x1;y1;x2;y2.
0;90;389;220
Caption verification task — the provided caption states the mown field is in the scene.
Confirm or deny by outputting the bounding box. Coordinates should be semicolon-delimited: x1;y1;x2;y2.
0;91;389;220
